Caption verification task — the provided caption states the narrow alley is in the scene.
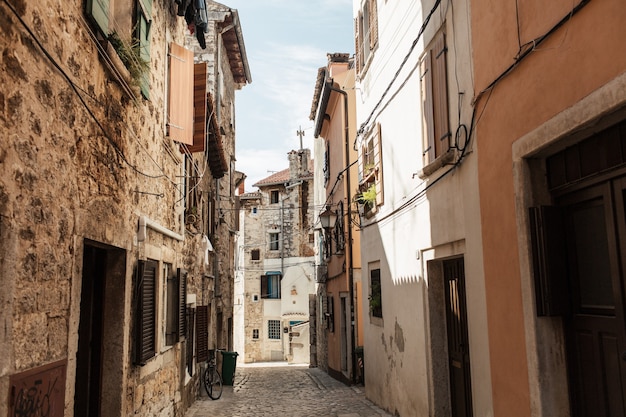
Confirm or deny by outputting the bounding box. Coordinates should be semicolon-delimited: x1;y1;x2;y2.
185;364;393;417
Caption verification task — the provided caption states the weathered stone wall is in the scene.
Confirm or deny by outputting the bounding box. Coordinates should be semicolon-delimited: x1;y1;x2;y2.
0;0;240;415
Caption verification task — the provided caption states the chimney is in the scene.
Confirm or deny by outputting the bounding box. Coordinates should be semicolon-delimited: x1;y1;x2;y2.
327;52;350;78
288;149;311;181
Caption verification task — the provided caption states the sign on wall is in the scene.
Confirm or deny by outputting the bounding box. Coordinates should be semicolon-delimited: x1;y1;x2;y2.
8;359;67;417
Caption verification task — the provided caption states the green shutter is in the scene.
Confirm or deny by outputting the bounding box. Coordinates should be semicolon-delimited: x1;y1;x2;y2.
86;0;110;35
137;0;152;98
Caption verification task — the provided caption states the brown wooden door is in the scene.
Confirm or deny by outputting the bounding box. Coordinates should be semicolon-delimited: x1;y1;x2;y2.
559;179;626;417
444;258;473;417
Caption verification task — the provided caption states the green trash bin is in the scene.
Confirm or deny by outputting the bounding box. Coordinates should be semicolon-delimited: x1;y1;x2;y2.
221;351;239;385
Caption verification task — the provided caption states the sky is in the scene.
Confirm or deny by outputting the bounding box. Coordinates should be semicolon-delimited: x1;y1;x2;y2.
223;0;355;192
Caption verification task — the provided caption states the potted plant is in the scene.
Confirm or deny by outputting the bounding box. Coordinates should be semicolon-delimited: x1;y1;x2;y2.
108;31;149;89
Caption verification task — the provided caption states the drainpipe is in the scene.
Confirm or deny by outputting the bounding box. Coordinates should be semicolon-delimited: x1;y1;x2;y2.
329;85;356;383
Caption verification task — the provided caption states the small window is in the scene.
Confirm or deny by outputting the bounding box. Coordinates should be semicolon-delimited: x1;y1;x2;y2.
251;249;260;261
269;233;280;251
270;190;280;204
252;329;259;339
268;320;281;340
252;207;258;214
370;268;382;318
261;273;282;299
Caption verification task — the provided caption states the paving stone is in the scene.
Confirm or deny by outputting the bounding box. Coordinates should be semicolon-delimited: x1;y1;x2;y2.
185;364;394;417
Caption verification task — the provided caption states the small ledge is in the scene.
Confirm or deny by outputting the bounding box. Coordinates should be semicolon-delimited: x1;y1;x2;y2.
417;149;456;179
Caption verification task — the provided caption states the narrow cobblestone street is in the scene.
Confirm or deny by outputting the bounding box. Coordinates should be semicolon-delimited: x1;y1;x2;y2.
185;364;394;417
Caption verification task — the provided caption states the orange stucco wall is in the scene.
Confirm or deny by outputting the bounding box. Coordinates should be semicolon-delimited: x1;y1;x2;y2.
470;0;626;415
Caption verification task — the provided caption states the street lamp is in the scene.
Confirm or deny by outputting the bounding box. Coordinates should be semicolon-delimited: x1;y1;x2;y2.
319;206;337;230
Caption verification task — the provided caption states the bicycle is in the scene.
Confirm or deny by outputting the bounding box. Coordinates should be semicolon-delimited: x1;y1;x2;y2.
203;349;223;400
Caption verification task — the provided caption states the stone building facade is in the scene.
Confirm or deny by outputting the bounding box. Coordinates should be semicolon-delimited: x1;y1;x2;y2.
234;149;316;364
0;0;249;416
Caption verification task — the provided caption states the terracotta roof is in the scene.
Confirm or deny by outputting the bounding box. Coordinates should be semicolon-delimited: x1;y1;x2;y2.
252;155;314;188
253;168;290;187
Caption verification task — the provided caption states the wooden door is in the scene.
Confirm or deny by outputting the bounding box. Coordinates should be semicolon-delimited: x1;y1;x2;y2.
74;244;105;417
559;179;626;417
444;258;473;417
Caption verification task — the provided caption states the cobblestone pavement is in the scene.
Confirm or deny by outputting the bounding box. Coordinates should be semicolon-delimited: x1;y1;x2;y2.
185;363;394;417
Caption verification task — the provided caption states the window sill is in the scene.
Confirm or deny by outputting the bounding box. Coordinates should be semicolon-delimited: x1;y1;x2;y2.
370;315;383;327
101;40;139;100
418;149;456;179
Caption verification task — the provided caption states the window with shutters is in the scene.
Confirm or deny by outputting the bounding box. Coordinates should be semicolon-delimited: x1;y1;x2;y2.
196;305;209;363
333;201;346;254
358;123;383;216
135;259;157;365
261;272;282;299
84;0;153;97
354;0;378;75
165;266;187;346
419;30;452;173
168;42;194;145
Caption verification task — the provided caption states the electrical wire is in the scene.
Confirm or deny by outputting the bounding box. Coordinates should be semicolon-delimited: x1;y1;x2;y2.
474;0;589;105
356;0;442;139
2;0;185;186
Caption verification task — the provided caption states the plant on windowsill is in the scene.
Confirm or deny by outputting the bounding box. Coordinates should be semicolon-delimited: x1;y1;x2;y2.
356;183;376;207
108;31;149;90
368;292;381;313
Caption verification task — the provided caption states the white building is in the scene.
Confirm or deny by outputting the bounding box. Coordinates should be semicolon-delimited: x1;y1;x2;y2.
353;0;490;416
234;150;316;363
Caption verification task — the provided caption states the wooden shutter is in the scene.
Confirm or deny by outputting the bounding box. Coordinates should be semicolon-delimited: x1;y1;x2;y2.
187;62;208;153
137;0;152;98
261;274;268;299
186;307;195;374
135;260;157;365
354;17;362;74
529;206;569;316
168;43;194;145
196;305;209;362
178;268;188;341
432;31;450;158
166;270;177;345
86;0;109;36
420;49;435;166
373;123;384;206
369;0;378;49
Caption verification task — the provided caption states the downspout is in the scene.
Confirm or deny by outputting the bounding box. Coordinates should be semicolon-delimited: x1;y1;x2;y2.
329;85;356;383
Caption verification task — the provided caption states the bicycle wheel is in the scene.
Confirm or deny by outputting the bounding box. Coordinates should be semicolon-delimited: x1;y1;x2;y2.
204;367;223;400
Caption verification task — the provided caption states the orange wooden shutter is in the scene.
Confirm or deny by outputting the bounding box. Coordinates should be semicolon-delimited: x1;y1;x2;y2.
168;43;194;145
420;50;435;166
187;62;207;153
369;0;378;49
432;31;450;157
354;17;362;74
